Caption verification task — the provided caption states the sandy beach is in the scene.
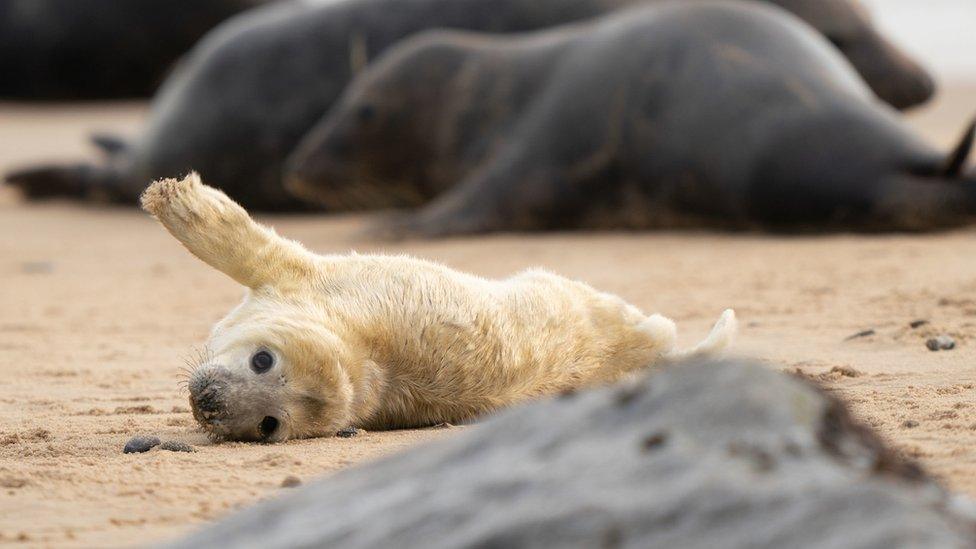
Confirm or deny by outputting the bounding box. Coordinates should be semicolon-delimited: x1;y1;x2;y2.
1;83;975;546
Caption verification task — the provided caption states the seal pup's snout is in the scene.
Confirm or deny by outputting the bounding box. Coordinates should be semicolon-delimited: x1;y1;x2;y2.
188;366;231;423
185;361;289;442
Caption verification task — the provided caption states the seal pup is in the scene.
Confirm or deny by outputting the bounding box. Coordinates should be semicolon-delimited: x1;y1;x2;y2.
141;173;735;441
0;0;268;100
286;2;974;236
6;0;931;210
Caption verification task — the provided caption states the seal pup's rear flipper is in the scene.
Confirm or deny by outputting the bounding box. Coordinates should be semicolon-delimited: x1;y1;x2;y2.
4;163;135;203
665;309;737;361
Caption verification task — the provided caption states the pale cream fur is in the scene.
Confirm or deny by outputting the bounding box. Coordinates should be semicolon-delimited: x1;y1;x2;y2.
142;173;736;441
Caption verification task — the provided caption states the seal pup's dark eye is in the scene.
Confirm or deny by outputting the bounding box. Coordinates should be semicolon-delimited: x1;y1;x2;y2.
251;350;275;373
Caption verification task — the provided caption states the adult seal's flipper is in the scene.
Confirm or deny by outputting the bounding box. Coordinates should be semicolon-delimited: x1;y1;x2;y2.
4;163;135;203
943;117;976;178
90;133;130;157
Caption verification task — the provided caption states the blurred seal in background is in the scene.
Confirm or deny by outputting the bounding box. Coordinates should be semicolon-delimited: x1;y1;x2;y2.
287;2;973;236
4;0;934;210
0;0;269;99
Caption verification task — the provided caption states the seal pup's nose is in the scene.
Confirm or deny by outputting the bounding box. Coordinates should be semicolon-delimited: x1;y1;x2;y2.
192;384;222;415
188;367;228;418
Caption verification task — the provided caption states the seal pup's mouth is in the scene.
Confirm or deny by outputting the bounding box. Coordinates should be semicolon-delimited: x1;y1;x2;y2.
189;405;286;443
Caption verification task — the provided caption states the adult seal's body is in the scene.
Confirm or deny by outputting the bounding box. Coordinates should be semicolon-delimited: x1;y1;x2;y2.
5;0;932;210
287;2;974;235
0;0;267;99
142;173;735;441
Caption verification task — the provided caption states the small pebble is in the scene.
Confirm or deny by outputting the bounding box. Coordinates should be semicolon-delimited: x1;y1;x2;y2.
281;475;302;488
926;335;956;352
159;441;196;453
909;319;929;329
336;427;362;438
123;435;160;454
844;329;875;341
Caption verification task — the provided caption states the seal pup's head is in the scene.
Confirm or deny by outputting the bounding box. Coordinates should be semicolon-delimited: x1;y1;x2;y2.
142;173;358;442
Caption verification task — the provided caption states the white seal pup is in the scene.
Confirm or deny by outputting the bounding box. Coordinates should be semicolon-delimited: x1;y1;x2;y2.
141;173;735;441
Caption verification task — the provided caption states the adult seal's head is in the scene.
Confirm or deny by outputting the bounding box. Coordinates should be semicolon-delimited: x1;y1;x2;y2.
773;0;934;109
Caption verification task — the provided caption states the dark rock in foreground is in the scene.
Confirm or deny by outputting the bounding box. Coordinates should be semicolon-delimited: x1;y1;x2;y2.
123;435;160;454
167;359;976;548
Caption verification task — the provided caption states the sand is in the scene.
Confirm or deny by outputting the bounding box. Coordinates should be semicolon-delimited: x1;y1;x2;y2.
1;85;975;547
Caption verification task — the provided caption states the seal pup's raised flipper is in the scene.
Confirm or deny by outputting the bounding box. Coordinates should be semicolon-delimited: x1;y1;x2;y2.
140;172;317;290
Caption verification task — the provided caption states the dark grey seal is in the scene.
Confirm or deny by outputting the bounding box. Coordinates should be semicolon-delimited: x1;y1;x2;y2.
286;2;973;236
0;0;267;99
4;0;933;210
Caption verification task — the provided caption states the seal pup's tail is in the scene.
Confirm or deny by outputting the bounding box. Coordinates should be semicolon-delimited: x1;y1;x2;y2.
665;309;737;361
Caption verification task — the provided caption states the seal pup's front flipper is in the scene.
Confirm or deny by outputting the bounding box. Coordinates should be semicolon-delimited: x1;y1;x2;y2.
140;172;318;290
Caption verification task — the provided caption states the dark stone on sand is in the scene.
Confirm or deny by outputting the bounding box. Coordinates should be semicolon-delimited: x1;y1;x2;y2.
844;329;876;341
926;335;956;352
165;359;976;548
123;435;160;454
910;319;930;329
159;441;196;453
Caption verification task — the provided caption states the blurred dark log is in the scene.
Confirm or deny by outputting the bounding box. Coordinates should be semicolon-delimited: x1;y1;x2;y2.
168;358;976;548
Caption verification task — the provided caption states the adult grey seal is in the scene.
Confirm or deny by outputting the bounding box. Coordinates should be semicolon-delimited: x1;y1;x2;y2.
0;0;268;100
4;0;932;210
286;2;973;235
